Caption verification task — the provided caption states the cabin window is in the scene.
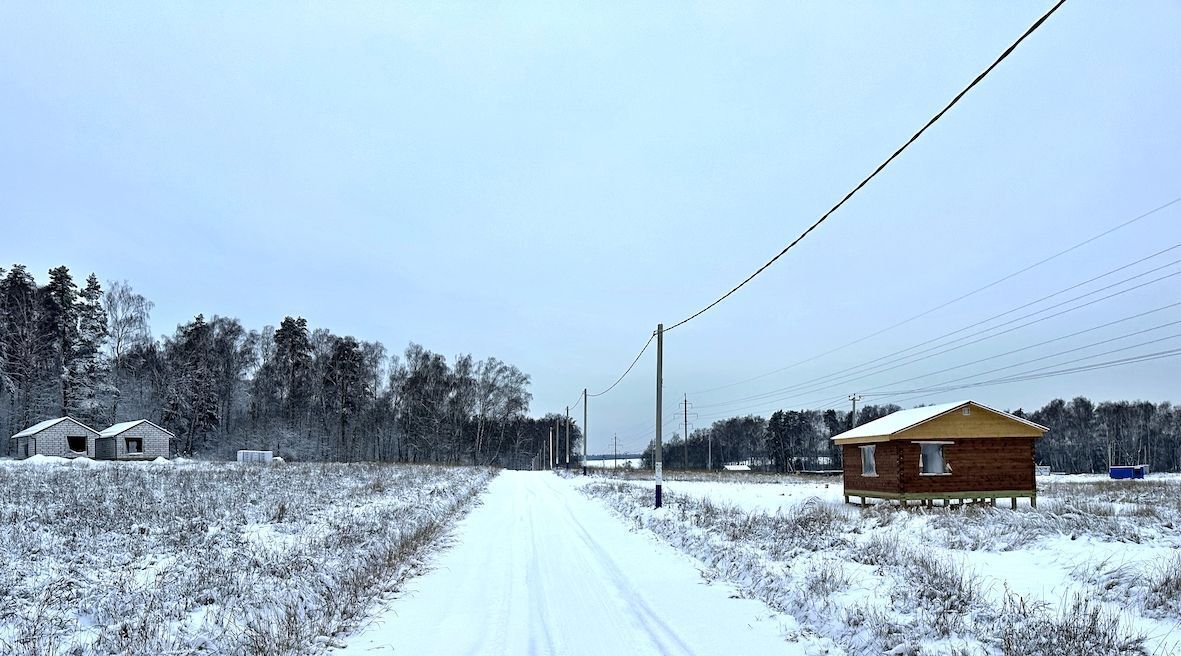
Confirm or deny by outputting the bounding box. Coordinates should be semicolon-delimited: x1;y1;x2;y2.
860;445;877;476
962;407;971;416
919;442;952;475
126;437;143;454
67;435;87;453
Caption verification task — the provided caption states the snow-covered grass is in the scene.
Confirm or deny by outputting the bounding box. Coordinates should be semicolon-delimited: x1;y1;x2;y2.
0;458;495;655
576;473;1181;656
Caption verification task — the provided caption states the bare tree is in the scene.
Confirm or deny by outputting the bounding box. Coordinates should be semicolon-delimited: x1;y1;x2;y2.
104;280;153;420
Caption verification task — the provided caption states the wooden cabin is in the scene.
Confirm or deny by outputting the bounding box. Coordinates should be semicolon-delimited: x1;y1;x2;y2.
9;417;102;459
831;400;1047;508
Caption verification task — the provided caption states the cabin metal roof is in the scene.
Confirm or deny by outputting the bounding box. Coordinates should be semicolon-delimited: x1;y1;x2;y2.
830;400;1048;444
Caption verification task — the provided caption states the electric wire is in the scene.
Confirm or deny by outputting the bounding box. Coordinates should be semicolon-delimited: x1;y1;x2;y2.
692;309;1181;421
693;261;1181;411
587;331;656;398
664;0;1068;333
882;348;1181;406
690;207;1181;395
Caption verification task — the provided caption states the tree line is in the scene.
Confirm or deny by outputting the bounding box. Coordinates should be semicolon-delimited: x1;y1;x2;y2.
0;264;575;465
644;399;1181;474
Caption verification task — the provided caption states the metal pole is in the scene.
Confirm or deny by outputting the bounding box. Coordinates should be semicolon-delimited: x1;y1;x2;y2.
849;394;862;427
614;433;618;470
549;427;553;469
565;406;570;470
655;324;664;508
683;394;688;469
583;389;588;476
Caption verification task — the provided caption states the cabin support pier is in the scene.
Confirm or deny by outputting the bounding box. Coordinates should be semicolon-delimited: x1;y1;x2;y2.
842;489;1037;509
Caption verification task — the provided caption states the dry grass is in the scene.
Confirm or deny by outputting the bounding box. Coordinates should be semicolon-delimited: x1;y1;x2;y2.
0;460;495;655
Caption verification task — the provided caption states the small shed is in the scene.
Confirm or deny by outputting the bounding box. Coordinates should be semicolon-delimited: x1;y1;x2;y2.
831;400;1047;508
9;417;102;459
98;420;173;460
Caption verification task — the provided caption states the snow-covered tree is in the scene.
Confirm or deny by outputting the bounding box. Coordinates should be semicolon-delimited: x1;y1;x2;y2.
69;274;110;425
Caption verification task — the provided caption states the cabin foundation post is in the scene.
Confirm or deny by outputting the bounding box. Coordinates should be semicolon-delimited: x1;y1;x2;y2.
844;494;850;505
1011;498;1017;510
1031;494;1037;509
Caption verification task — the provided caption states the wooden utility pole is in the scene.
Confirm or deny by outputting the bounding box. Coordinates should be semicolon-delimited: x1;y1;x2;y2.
554;418;560;467
683;394;689;469
583;389;588;476
614;433;618;470
548;427;553;469
849;394;863;427
565;405;570;470
654;324;664;508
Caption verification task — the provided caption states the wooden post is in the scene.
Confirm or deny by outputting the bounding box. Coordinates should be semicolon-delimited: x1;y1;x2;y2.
844;494;850;504
1031;494;1037;509
1011;497;1017;510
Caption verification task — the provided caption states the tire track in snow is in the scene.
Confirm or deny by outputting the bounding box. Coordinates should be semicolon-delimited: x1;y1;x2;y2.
336;471;801;656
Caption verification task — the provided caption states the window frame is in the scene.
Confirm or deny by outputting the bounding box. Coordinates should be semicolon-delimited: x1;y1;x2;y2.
125;437;144;455
859;444;878;477
915;440;953;476
66;434;88;453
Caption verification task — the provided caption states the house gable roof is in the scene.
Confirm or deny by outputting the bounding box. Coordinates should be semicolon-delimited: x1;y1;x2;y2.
11;416;100;439
100;419;176;438
830;400;1047;445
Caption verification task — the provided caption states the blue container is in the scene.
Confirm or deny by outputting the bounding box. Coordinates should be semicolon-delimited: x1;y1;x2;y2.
1110;465;1147;480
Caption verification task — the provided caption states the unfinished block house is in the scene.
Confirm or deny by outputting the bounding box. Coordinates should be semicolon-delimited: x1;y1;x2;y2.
9;417;102;459
831;400;1047;508
97;420;173;460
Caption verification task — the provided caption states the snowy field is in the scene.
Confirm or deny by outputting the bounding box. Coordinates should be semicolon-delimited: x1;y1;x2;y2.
0;457;494;655
585;457;644;469
575;472;1181;656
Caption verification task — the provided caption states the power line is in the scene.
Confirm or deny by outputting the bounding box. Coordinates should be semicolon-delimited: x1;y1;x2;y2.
690;201;1181;395
663;0;1068;333
883;348;1181;405
869;331;1181;399
858;315;1181;397
587;331;655;398
692;304;1181;421
566;389;585;412
693;259;1181;411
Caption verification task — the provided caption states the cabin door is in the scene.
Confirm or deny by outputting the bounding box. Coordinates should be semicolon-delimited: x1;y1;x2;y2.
95;437;117;461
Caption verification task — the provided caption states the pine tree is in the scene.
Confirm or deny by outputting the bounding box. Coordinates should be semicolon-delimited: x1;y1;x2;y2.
70;274;110;424
40;266;79;416
163;315;219;455
324;335;365;459
273;316;313;422
1;265;48;429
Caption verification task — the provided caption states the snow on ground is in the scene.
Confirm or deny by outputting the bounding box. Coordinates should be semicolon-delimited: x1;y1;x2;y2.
586;457;644;469
574;471;1181;656
0;458;494;655
336;471;808;656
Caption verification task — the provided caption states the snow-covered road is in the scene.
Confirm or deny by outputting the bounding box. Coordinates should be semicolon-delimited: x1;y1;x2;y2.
337;471;800;655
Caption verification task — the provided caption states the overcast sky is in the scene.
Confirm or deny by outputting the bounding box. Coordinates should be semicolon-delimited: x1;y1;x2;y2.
3;2;1178;454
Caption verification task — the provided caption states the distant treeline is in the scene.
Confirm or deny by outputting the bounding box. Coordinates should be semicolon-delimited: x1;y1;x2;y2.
0;263;575;464
643;400;1181;474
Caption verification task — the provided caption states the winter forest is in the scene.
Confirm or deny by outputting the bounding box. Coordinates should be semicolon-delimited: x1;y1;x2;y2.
3;263;1176;471
0;263;577;465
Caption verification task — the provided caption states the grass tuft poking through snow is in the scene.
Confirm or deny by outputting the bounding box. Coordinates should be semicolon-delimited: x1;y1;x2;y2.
581;477;1160;655
0;460;495;655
